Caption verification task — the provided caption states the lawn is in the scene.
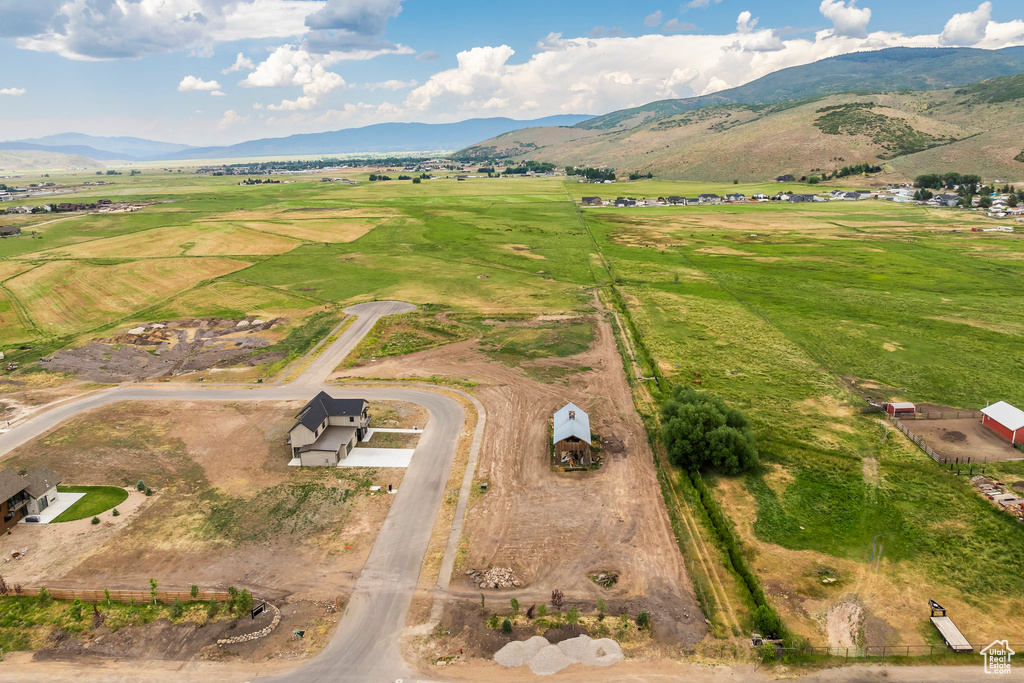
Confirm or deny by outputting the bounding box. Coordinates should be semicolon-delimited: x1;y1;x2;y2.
52;485;130;522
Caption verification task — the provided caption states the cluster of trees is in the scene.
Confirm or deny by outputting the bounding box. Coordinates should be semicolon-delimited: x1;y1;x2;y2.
367;174;392;182
628;171;654;180
660;385;759;475
239;177;280;185
914;172;982;190
477;166;495;175
96;170;122;176
565;166;617;181
502;160;556;175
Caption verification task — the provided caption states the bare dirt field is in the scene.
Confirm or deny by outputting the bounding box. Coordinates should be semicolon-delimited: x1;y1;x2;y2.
0;399;423;662
47;317;287;383
333;306;707;652
905;417;1022;464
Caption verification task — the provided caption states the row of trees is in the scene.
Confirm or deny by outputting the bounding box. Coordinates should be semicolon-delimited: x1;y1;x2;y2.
502;160;556;175
565;166;617;181
914;172;982;190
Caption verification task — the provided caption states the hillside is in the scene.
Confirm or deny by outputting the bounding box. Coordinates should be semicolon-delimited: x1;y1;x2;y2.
0;150;101;172
576;46;1024;132
458;74;1024;183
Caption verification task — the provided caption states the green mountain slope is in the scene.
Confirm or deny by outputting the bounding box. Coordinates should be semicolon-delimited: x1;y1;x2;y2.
459;73;1024;183
576;46;1024;132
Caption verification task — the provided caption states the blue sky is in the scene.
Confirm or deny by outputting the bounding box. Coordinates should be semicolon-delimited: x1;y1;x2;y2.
1;0;1022;145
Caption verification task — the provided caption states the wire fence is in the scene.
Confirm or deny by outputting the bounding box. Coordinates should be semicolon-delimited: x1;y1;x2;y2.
769;643;1024;660
890;417;992;471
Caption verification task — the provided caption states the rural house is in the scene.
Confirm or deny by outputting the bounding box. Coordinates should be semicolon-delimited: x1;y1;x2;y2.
0;226;20;237
981;401;1024;445
698;193;721;204
0;466;61;533
289;392;369;466
581;197;603;206
553;402;592;467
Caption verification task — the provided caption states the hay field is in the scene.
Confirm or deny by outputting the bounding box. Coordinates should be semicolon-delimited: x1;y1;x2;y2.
25;223;299;259
5;257;249;336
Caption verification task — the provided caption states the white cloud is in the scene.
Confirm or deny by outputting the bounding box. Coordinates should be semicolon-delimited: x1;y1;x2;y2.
417;50;440;61
217;109;249;130
268;96;318;111
178;75;222;93
819;0;872;39
222;52;255;75
736;11;758;34
241;45;346;93
940;2;991;46
0;87;26;96
14;0;325;61
365;79;418;91
644;11;664;27
686;0;722;9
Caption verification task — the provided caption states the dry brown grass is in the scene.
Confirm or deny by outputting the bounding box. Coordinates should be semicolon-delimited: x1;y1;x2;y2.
5;257;249;335
26;224;298;259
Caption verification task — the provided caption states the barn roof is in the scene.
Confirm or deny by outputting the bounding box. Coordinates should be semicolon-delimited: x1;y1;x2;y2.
294;391;366;432
553;402;591;445
982;401;1024;431
890;402;915;410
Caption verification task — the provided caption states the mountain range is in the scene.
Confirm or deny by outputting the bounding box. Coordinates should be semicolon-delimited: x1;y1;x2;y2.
0;115;594;164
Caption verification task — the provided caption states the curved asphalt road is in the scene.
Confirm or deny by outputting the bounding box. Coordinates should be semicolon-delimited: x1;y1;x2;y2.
0;301;462;683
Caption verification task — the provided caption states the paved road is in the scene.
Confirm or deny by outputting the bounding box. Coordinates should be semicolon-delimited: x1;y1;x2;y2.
0;301;465;683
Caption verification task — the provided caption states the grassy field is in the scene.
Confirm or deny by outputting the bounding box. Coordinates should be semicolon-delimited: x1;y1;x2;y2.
52;485;130;522
2;170;1023;651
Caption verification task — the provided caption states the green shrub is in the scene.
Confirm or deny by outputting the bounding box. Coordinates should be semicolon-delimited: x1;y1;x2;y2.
661;385;758;474
566;606;580;625
91;516;100;525
170;599;184;619
69;598;83;621
487;614;499;629
237;588;253;615
501;618;513;634
751;605;783;639
111;508;119;517
206;601;219;618
136;480;146;492
636;611;650;630
190;585;199;599
510;598;519;613
537;604;547;617
37;588;51;606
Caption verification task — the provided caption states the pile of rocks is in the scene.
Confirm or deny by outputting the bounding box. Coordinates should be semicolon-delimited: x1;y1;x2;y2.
216;602;281;647
494;635;623;675
465;566;521;589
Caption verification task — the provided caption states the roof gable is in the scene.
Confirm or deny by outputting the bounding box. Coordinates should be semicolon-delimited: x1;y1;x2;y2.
0;469;25;503
21;466;61;498
982;401;1024;431
553;402;591;444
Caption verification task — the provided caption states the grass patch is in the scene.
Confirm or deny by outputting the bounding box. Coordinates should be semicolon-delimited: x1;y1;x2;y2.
344;306;473;366
51;486;130;522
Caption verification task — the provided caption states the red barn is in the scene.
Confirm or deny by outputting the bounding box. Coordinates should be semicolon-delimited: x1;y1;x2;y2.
887;402;916;417
981;401;1024;445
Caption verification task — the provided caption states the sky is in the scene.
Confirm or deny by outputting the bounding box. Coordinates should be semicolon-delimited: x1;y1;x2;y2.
1;0;1023;146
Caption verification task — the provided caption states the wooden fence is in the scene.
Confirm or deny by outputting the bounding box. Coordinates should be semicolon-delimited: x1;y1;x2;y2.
769;643;1023;660
907;410;982;420
891;418;941;462
12;587;231;604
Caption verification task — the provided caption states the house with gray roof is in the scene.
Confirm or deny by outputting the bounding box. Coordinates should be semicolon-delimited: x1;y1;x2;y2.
288;392;369;466
553;402;593;467
1;466;61;533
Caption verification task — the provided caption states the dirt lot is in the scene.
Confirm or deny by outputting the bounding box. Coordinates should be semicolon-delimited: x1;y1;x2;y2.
334;306;707;652
905;417;1022;464
47;318;287;383
0;399;423;662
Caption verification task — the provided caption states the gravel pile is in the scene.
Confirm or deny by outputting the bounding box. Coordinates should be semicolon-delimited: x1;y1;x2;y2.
530;644;575;675
494;640;529;668
494;634;624;675
465;566;521;589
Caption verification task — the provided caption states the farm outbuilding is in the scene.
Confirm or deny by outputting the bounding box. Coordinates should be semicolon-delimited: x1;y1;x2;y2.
553;402;592;467
981;401;1024;445
887;402;916;417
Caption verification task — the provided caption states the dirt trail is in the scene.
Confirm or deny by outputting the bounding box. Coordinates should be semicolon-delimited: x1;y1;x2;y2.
334;308;706;646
